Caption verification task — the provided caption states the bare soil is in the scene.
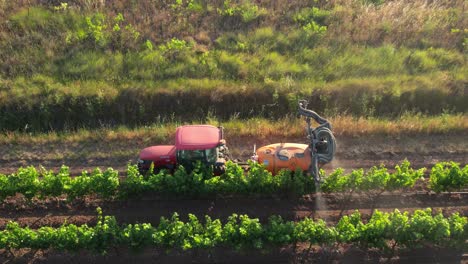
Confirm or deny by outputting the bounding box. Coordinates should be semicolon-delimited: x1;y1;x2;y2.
1;246;466;264
0;134;466;175
1;192;468;228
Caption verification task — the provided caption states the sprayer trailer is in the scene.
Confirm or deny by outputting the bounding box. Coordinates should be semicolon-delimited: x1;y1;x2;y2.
252;100;336;183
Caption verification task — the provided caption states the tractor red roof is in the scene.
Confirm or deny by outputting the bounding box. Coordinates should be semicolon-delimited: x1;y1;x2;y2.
175;125;221;150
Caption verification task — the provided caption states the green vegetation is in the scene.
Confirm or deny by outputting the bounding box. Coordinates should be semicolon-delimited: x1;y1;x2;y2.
0;0;465;131
321;160;426;194
429;162;468;193
0;208;466;253
1;114;467;145
0;161;467;203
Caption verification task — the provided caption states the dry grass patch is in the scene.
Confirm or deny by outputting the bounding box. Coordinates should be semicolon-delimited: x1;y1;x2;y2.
1;115;465;146
329;0;466;48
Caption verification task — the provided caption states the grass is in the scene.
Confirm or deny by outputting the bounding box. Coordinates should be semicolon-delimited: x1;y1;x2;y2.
0;1;465;132
328;0;466;48
0;71;466;132
1;114;466;145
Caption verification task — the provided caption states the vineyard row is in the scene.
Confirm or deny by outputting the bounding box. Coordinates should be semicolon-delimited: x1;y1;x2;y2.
0;161;467;202
1;208;466;254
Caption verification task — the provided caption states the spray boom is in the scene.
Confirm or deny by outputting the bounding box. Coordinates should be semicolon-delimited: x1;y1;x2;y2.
297;100;336;184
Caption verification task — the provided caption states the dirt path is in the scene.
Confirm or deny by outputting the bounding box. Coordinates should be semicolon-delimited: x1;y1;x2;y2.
1;246;467;264
0;134;467;174
1;192;467;228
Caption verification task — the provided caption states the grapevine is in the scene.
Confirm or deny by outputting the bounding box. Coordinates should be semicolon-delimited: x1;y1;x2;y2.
0;161;466;203
0;209;466;253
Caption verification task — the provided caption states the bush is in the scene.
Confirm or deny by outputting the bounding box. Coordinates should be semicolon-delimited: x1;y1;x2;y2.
429;162;468;193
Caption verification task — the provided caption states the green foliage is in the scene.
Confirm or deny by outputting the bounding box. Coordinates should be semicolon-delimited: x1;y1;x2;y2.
84;13;107;46
321;168;363;193
426;48;465;70
294;7;330;26
293;217;336;246
53;3;69;11
324;45;408;80
9;7;69;33
0;166;40;201
40;165;70;198
215;33;246;51
429;162;468;193
222;214;263;249
64;11;140;51
0;36;466;131
171;0;204;13
0;161;465;203
119;164;150;198
405;208;450;247
265;216;295;245
448;212;468;247
322;160;427;195
293;7;329;35
0;209;467;252
360;165;389;193
359;210;391;249
336;211;363;243
0;174;8;201
212;50;246;79
66;171;93;200
405;50;437;74
217;0;266;23
403;48;465;74
57;51;124;81
89;168;120;198
158;38;192;54
187;0;204;12
387;159;425;191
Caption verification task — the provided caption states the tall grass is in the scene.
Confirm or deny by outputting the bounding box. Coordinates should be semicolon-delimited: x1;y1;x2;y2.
328;0;467;49
1;115;466;146
0;72;466;132
0;1;465;132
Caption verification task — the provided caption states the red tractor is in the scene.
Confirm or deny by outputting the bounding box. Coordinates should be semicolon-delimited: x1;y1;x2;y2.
137;125;229;175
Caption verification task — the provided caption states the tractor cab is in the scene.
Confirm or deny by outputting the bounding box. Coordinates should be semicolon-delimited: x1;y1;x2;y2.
175;125;228;174
137;125;229;175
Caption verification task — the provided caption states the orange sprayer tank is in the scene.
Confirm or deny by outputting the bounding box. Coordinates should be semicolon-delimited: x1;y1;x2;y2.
256;143;311;174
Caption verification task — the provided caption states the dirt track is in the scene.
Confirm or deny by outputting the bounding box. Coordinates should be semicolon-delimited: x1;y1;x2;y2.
0;134;467;175
2;246;467;264
1;192;468;228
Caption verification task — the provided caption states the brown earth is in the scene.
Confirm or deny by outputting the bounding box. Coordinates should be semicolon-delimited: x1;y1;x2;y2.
0;134;467;175
1;192;468;228
1;246;467;264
